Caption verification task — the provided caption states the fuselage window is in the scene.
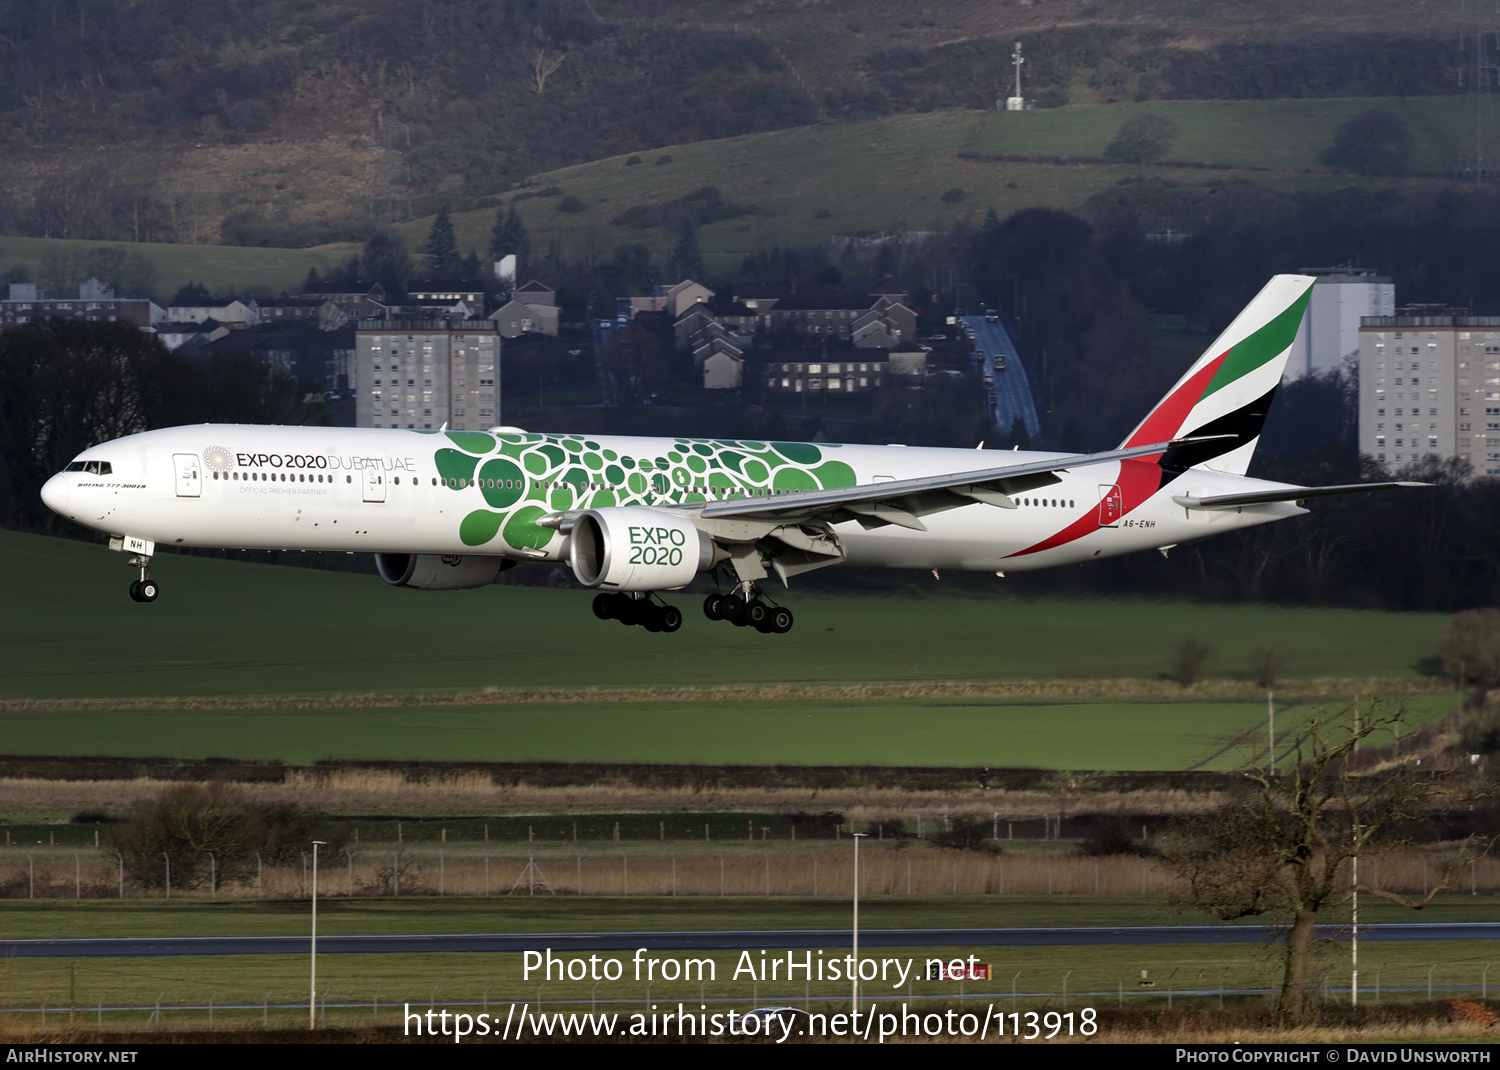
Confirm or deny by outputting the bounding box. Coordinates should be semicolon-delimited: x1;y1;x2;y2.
393;477;400;486
346;475;352;484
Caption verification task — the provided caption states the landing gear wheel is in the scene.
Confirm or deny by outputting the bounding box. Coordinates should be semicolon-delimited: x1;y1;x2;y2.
702;593;724;621
659;605;683;633
613;594;642;627
128;580;143;602
640;603;664;632
769;607;794;634
745;601;770;629
719;594;746;625
137;579;160;603
592;593;614;620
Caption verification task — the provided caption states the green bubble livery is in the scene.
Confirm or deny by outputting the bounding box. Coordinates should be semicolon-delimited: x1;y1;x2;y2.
436;432;854;549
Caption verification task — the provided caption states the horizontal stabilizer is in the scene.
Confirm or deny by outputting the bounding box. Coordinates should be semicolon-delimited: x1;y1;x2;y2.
1172;481;1428;510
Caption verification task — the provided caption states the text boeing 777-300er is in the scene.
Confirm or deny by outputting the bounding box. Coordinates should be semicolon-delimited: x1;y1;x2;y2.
41;275;1420;635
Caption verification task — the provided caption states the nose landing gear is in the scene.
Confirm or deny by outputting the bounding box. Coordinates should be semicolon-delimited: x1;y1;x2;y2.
127;555;158;602
703;585;793;634
592;592;682;633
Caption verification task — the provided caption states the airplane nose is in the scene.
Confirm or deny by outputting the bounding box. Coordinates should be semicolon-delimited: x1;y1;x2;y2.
40;473;70;517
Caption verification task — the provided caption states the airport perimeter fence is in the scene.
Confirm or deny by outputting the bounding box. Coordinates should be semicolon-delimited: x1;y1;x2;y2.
1;846;1495;900
5;965;1500;1034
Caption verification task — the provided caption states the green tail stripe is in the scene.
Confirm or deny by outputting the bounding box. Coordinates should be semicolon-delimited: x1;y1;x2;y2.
1200;284;1314;400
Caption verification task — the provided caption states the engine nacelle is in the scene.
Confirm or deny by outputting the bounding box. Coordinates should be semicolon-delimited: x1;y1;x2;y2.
375;553;508;590
568;507;715;591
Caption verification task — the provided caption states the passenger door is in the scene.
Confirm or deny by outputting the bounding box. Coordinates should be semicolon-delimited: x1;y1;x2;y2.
172;454;200;498
1097;484;1122;527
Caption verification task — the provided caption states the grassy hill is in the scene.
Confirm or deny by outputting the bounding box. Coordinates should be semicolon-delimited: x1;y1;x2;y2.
0;236;361;302
422;96;1473;272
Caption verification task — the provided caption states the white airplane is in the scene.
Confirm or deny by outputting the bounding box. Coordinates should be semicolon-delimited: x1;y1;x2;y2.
41;275;1418;634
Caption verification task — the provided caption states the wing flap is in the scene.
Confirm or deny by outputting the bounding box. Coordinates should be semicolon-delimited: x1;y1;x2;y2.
1172;481;1428;510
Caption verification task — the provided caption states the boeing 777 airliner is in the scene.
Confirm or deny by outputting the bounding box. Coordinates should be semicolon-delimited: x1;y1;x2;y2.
40;275;1418;634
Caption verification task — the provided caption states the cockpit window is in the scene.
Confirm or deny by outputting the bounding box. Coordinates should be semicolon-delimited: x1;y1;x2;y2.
64;462;85;472
98;462;112;474
69;461;112;475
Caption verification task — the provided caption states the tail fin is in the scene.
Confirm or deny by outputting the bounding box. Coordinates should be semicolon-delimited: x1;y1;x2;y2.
1118;274;1314;476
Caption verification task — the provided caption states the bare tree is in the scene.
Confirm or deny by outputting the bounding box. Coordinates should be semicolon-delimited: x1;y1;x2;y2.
1166;701;1487;1022
1167;638;1211;687
1440;608;1500;704
530;48;566;94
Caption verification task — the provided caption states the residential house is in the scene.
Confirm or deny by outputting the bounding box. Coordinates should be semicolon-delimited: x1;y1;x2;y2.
490;280;560;339
758;348;890;394
166;296;257;326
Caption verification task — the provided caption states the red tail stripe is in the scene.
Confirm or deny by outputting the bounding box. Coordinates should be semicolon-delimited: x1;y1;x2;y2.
1122;350;1228;449
1006;458;1166;559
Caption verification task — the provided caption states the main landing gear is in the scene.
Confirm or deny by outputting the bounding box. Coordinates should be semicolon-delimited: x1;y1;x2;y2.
592;592;683;633
127;555;159;603
703;586;794;634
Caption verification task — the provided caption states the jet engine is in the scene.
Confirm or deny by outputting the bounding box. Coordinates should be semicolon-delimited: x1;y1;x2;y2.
375;553;508;590
568;507;716;591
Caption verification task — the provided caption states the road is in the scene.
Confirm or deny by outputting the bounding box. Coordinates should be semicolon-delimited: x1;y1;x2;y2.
4;923;1496;958
958;315;1040;442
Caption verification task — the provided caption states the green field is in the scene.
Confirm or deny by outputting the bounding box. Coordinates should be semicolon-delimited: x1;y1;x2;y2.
973;97;1475;177
0;530;1453;768
423;96;1472;271
0;236;361;302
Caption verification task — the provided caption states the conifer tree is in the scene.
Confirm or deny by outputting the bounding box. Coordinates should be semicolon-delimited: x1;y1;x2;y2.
424;205;460;276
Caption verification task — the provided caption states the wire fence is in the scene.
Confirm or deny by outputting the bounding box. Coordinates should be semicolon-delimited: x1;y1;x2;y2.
1;845;1495;900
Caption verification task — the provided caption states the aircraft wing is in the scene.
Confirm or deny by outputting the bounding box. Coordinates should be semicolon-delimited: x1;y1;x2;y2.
1170;481;1429;511
692;437;1218;532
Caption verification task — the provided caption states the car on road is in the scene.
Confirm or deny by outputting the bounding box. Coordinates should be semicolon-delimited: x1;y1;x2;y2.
985;311;1000;322
993;355;1007;371
743;1006;808;1029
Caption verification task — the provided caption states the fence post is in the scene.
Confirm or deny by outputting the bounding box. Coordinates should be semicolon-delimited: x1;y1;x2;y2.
393;852;399;896
74;854;80;899
440;850;444;896
1428;964;1437;1000
719;853;724;896
28;854;33;899
118;854;123;899
672;854;677;897
623;853;628;896
576;854;582;895
256;853;262;899
346;850;354;897
209;853;216;899
164;854;170;899
814;854;819;897
765;852;769;896
484;852;489;896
